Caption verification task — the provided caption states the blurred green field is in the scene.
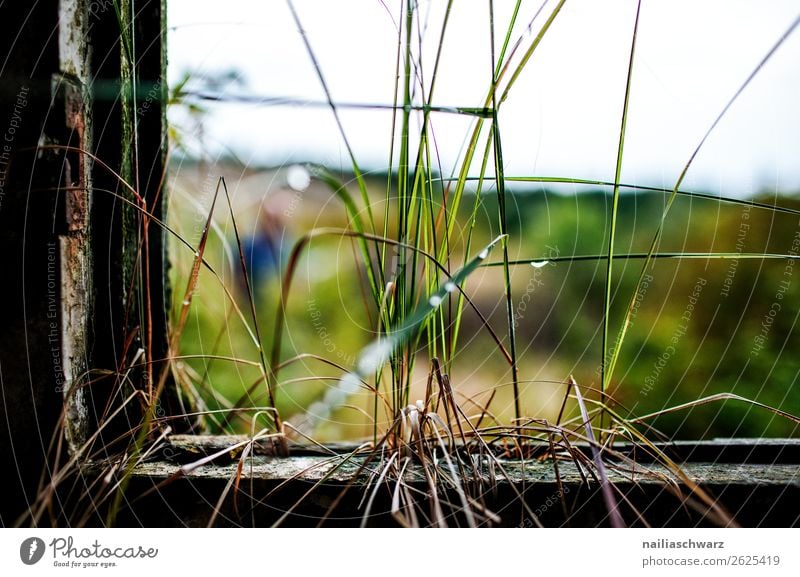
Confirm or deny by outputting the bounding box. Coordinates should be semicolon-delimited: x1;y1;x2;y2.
167;160;800;440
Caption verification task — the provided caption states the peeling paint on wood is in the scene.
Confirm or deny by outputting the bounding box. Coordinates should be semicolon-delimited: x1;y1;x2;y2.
57;0;94;453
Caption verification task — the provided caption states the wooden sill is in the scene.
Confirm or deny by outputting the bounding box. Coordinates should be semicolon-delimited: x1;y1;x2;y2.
107;436;800;527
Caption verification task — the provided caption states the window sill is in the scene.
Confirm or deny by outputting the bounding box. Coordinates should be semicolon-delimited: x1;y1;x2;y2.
92;436;800;527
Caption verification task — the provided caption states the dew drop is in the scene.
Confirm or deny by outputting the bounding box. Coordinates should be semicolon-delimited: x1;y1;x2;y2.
307;401;327;418
478;249;489;260
531;260;549;268
339;372;362;395
444;282;456;293
357;340;392;375
324;386;348;407
429;295;443;307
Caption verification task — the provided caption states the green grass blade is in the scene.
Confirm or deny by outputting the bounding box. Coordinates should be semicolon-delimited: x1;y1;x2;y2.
483;251;798;267
601;0;641;432
499;0;568;105
286;0;381;298
344;236;506;386
442;175;800;217
489;0;521;421
604;12;800;388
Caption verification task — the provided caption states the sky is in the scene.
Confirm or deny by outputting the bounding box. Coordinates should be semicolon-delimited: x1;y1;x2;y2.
167;0;800;197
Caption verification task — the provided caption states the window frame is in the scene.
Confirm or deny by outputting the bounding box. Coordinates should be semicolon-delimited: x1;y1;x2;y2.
2;0;798;528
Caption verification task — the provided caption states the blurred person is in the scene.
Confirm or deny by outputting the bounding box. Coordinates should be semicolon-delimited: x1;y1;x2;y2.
236;166;309;300
238;200;287;298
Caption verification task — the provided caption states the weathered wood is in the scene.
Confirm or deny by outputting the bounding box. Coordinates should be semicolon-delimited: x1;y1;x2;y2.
0;0;172;525
86;437;800;527
87;0;176;442
163;434;800;464
57;0;93;453
132;455;800;486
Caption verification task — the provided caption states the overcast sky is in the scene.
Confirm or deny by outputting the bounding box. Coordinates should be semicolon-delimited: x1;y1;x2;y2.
167;1;800;197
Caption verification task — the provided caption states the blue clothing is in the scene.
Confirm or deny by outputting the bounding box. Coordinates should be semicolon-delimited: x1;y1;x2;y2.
241;230;281;290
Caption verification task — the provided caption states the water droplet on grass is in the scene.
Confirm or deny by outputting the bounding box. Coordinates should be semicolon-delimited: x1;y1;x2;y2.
325;386;349;407
531;260;549;268
339;372;362;395
357;340;392;375
478;249;489;260
429;295;443;307
444;282;456;293
307;401;327;418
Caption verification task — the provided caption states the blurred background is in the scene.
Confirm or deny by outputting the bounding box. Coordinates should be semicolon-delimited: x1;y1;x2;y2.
164;0;800;440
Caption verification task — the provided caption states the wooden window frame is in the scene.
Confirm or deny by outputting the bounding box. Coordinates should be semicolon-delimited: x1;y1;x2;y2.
1;0;798;528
